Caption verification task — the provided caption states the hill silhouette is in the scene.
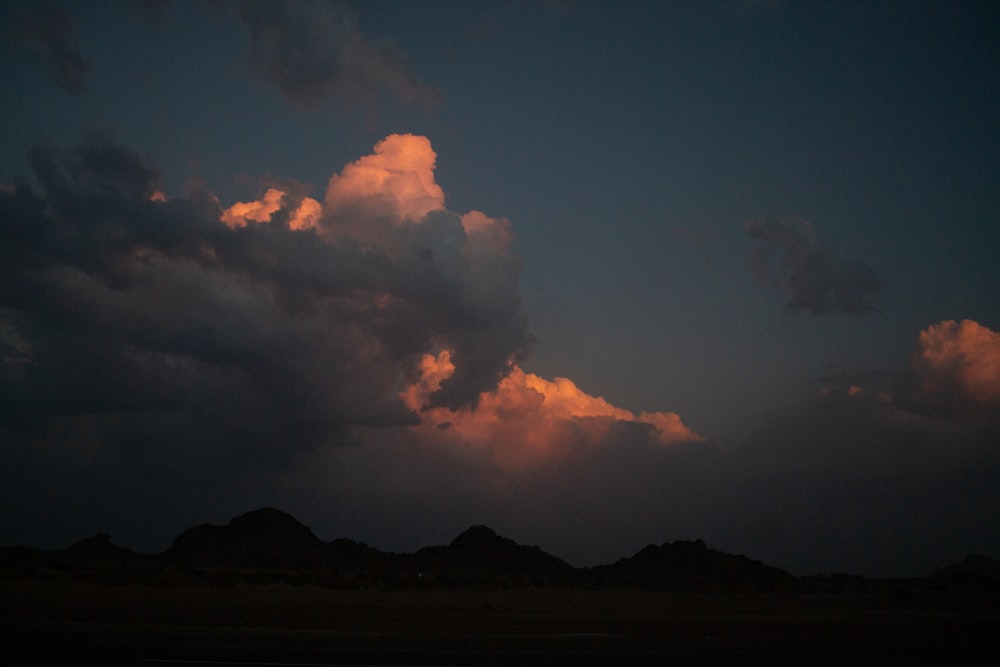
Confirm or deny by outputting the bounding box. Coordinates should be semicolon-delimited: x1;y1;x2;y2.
5;507;994;592
410;525;578;587
591;539;790;591
166;508;328;569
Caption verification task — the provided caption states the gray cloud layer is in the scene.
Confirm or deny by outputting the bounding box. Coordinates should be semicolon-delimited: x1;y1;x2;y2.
745;216;881;315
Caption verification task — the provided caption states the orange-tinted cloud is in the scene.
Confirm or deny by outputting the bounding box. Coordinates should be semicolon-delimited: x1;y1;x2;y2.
324;134;444;222
402;350;703;471
220;187;321;230
461;210;513;251
913;319;1000;407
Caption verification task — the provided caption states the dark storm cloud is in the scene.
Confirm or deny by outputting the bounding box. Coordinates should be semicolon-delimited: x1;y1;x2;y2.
0;135;530;480
231;0;442;112
7;1;89;94
744;216;881;315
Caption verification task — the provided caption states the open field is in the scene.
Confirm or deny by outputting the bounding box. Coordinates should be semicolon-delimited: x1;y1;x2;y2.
3;580;999;665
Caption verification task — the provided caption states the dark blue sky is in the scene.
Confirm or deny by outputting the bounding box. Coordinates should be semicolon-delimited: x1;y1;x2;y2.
2;1;999;576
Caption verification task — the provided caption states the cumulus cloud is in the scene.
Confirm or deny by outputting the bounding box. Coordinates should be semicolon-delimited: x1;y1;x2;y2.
400;350;702;472
232;0;442;113
902;319;1000;424
744;216;881;315
7;1;89;94
0;133;532;473
323;133;445;226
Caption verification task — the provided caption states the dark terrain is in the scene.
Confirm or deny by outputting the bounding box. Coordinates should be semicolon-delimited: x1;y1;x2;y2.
2;508;998;664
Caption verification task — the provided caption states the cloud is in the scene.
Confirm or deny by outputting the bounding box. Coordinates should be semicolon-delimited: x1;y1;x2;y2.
907;319;1000;419
221;187;321;230
0;131;715;564
232;0;442;113
7;1;89;94
400;350;702;472
323;133;445;225
6;133;993;579
0;133;533;477
744;216;881;315
726;319;1000;574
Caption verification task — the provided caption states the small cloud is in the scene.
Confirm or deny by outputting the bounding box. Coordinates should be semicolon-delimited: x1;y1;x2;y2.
744;216;881;316
232;0;442;114
8;1;89;94
220;187;321;230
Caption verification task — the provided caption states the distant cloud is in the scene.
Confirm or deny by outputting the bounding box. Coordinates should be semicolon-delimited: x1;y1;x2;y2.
728;318;1000;574
7;1;89;94
744;216;881;316
232;0;442;113
909;319;1000;417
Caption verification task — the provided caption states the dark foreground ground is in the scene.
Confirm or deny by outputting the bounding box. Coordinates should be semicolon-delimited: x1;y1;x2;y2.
3;581;999;665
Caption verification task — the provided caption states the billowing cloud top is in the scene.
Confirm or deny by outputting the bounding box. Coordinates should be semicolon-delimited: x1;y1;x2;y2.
324;134;446;224
912;319;1000;415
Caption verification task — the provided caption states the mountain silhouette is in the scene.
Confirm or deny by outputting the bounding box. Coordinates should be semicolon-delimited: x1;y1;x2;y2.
592;539;790;590
62;533;134;564
15;507;983;591
166;508;328;569
411;525;577;586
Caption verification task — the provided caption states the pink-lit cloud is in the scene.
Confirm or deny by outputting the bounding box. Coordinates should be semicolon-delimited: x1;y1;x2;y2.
220;187;321;230
324;133;445;223
913;319;1000;409
402;349;702;471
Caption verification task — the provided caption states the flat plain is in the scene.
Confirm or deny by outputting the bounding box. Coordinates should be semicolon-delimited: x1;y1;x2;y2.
3;579;999;665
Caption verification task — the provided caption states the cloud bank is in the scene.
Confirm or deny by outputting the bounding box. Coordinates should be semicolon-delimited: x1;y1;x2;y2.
744;216;881;315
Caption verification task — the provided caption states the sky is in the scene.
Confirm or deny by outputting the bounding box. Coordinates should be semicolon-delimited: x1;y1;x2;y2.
1;0;999;577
